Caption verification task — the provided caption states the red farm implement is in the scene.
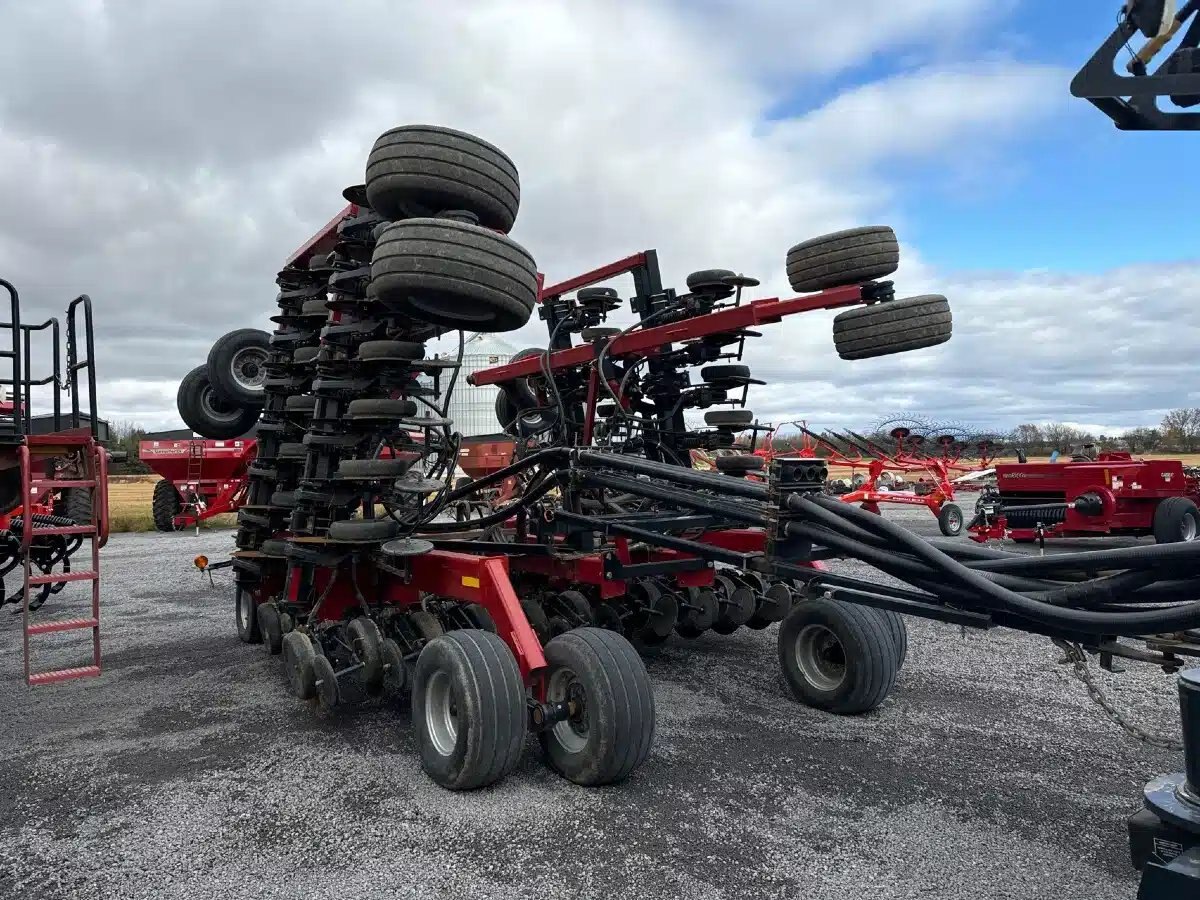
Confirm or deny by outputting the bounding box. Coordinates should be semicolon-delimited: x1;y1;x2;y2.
139;437;256;531
0;281;109;685
968;451;1200;545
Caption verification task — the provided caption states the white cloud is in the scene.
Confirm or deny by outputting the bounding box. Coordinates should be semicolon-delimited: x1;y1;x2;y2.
0;0;1165;440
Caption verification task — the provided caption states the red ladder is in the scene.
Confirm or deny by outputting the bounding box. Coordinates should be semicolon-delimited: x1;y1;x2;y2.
21;439;104;685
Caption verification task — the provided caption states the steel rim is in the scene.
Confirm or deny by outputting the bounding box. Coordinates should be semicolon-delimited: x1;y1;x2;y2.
201;385;241;423
946;508;962;532
236;590;250;632
547;666;589;754
1183;515;1197;542
230;346;268;392
425;670;459;756
794;624;846;692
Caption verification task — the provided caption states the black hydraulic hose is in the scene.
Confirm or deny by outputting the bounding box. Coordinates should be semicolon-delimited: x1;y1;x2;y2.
800;492;1200;634
960;539;1200;576
441;448;570;505
576;449;768;499
787;522;1060;594
1031;569;1162;608
418;470;559;534
579;471;768;525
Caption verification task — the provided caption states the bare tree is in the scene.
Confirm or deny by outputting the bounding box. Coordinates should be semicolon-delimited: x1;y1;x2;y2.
1161;409;1200;452
1123;427;1162;453
1042;422;1095;453
1009;423;1043;451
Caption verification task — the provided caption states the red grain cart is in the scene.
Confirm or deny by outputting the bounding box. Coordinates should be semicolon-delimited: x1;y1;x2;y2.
969;452;1200;544
138;437;256;531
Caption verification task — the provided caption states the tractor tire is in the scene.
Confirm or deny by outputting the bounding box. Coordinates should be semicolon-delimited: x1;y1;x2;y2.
1153;496;1200;544
327;519;399;542
371;218;537;332
495;390;519;435
336;458;412;480
715;455;764;474
705;409;754;428
151;479;181;532
177;364;261;440
786;226;899;293
365;125;520;231
345;398;419;421
832;295;952;361
357;340;426;362
235;585;261;644
0;469;20;515
206;328;271;408
937;502;964;537
413;629;527;790
778;597;900;714
539;627;655;786
58;487;93;525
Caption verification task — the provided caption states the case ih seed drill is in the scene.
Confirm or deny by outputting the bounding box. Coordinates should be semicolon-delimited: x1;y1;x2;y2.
175;113;1200;892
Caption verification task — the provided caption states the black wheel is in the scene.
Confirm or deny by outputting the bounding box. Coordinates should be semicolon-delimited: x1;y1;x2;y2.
371;218;537;332
346;398;419;421
556;589;594;627
715;455;764;474
713;574;756;630
282;631;317;700
412;629;526;790
747;581;793;629
592;603;623;633
521;597;550;643
463;603;497;633
327;519;399;542
178;364;261;439
705;409;753;427
786;226;899;292
701;364;749;382
336;458;412;480
59;486;93;525
258;604;283;655
0;469;20;515
313;654;340;711
293;346;319;364
495;390;519;435
380;638;407;694
284;395;317;413
882;610;908;669
357;340;426;362
832;295;952;361
365;125;520;231
539;627;655;786
937;502;964;537
207;328;271;408
347;617;384;694
1153;496;1200;544
409;610;445;644
235;586;261;644
778;597;900;714
675;587;718;638
580;326;620;341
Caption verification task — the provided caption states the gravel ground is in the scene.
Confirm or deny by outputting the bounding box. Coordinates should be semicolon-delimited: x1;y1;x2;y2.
0;506;1187;900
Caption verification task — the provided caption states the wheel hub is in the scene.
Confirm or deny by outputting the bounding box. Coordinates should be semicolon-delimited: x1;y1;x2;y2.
795;624;846;691
425;670;459;756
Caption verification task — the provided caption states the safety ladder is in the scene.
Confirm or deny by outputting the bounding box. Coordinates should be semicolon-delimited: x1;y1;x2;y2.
20;438;105;684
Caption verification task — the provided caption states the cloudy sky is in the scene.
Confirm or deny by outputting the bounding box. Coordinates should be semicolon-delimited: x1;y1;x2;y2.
0;0;1195;437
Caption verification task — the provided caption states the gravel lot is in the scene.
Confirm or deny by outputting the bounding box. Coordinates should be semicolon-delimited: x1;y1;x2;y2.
0;506;1186;899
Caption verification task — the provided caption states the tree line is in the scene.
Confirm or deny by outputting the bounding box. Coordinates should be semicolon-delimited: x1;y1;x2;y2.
1003;409;1200;455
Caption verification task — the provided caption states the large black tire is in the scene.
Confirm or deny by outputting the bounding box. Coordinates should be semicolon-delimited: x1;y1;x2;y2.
59;487;93;525
365;125;520;231
539;628;655;786
705;409;753;427
336;458;412;480
832;295;952;361
327;519;399;542
715;455;764;474
0;469;20;515
371;218;537;333
357;340;426;362
937;502;964;537
178;364;261;439
346;398;418;420
786;226;899;293
778;598;900;714
235;586;261;644
1153;496;1200;544
412;629;526;790
206;328;271;408
151;479;181;532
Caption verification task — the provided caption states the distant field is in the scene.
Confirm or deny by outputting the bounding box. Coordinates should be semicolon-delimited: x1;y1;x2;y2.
106;476;235;533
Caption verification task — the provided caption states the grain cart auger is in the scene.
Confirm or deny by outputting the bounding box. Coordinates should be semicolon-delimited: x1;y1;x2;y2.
0;283;109;685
